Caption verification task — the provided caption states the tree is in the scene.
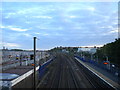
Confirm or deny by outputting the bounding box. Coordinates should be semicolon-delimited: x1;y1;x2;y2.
95;39;120;67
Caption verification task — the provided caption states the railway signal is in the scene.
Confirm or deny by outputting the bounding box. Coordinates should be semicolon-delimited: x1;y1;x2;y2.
103;62;109;64
103;60;109;65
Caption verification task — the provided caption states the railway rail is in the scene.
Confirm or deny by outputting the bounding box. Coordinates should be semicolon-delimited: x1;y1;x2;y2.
37;53;115;89
73;56;115;89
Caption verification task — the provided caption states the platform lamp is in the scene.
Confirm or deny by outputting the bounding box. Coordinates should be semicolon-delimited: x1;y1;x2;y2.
33;37;40;90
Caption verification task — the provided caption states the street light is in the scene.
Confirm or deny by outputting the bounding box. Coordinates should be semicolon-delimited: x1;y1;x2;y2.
33;37;36;90
33;37;40;90
20;53;22;66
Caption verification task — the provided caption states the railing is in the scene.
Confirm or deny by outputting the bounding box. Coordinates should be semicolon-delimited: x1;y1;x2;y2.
74;55;120;85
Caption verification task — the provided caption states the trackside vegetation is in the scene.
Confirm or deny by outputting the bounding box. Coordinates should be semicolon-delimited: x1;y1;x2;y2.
94;38;120;67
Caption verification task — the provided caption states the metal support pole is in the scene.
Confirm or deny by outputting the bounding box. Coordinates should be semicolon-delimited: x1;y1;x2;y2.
106;56;108;61
97;55;98;62
41;51;42;59
34;37;36;90
91;54;93;60
20;54;22;66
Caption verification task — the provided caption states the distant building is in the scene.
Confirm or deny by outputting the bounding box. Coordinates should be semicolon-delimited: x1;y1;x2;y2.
89;48;97;54
62;49;69;53
62;49;66;52
77;47;91;52
1;49;49;63
77;48;82;52
77;47;97;54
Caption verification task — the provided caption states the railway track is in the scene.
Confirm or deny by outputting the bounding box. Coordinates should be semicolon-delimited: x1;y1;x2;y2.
58;61;63;88
50;54;80;88
65;54;114;88
65;54;92;88
68;66;79;88
72;55;115;89
50;59;61;88
37;53;115;89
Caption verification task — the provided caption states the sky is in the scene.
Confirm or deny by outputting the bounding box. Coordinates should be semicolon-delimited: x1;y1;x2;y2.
1;2;118;50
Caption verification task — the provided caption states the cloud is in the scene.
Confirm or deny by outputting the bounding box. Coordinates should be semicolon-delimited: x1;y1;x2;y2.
10;27;28;31
2;42;21;48
69;16;77;18
32;16;52;19
4;13;16;18
23;33;32;37
43;33;49;36
101;28;118;36
1;25;29;31
113;21;117;25
35;25;64;30
87;7;95;12
100;26;114;30
1;2;118;49
34;32;50;36
25;21;32;24
109;29;118;34
35;32;41;35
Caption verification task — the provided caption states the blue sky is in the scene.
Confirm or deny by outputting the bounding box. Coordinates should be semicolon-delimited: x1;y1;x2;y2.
1;2;118;50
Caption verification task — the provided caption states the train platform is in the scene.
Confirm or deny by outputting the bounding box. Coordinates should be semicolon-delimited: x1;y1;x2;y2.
75;57;120;90
0;65;40;88
0;65;34;88
2;65;34;76
0;57;52;88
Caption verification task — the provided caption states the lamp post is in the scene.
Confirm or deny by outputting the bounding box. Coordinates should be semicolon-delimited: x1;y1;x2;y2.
105;55;110;70
41;51;42;59
106;56;108;61
20;53;22;66
33;37;36;90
